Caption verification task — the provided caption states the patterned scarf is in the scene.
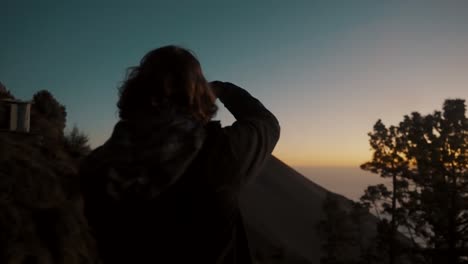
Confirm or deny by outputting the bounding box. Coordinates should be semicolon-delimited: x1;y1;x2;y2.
93;108;206;201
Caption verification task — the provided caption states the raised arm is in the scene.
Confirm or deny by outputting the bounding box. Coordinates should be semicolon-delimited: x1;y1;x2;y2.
210;81;280;189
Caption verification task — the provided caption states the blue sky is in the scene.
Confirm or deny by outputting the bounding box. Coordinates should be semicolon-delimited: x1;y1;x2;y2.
2;1;467;166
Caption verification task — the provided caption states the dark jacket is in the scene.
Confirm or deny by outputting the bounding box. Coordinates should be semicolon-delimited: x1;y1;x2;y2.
80;83;280;263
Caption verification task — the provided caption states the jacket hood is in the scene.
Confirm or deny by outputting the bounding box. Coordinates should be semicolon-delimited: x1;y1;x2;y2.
89;108;206;200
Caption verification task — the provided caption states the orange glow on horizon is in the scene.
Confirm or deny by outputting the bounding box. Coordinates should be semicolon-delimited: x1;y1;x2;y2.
272;148;372;168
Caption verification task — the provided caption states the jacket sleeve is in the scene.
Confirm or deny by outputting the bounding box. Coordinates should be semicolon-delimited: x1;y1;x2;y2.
216;82;280;189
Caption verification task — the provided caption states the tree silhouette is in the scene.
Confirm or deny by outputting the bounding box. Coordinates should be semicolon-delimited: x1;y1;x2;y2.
318;193;360;264
318;193;390;264
64;125;91;160
0;82;14;100
361;99;467;264
31;90;67;141
0;83;15;130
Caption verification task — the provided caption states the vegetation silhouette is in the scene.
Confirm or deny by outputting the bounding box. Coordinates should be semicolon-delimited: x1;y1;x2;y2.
318;99;467;264
360;99;467;264
0;87;97;264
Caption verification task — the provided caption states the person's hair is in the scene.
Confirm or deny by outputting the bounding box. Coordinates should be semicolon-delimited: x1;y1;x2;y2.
117;45;217;123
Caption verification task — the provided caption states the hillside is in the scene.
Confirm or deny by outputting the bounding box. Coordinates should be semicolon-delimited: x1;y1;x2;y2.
0;132;97;263
0;87;97;263
240;156;379;263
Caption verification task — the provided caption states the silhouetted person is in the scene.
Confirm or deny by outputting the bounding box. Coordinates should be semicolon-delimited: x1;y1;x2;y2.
80;45;280;263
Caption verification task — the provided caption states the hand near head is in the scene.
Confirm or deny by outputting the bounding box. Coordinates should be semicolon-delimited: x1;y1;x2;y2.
209;81;223;98
209;81;240;98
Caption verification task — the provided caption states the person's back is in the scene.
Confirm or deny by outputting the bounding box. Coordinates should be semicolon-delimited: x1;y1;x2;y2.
80;45;280;263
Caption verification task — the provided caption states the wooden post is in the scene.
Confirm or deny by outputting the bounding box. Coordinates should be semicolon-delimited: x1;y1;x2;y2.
9;103;18;131
16;103;31;132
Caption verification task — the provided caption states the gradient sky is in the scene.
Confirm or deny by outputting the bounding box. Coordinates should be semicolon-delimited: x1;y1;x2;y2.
2;1;467;167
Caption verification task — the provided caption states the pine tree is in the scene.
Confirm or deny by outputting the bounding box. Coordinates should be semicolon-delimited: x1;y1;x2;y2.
361;99;468;264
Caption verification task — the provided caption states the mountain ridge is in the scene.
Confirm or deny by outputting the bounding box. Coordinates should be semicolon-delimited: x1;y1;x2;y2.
240;156;375;263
